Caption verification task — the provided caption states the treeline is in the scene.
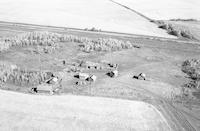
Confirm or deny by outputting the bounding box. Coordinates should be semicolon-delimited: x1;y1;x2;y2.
0;62;52;86
79;38;133;52
158;22;195;40
0;31;137;52
0;32;60;52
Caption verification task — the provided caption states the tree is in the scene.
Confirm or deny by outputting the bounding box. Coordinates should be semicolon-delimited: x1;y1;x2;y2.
182;59;200;80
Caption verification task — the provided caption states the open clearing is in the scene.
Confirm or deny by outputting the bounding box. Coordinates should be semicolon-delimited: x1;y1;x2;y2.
0;22;200;131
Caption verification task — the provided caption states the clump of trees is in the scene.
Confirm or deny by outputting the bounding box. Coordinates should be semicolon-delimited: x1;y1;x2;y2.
0;32;61;52
79;38;133;52
182;59;200;89
7;69;51;86
0;62;52;86
0;62;16;83
182;59;200;80
0;31;137;53
157;21;196;40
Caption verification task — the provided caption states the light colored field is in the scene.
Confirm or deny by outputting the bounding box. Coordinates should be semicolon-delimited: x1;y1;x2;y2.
113;0;200;20
0;90;171;131
0;0;173;38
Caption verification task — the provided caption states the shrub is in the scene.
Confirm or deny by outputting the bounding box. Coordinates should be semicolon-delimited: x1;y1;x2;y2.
84;27;101;32
182;59;200;80
184;80;200;89
168;29;181;37
158;24;169;30
180;30;194;39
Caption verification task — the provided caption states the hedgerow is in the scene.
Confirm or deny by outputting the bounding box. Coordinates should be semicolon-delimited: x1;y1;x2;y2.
0;32;60;52
0;31;137;52
157;21;196;40
79;38;133;52
0;62;53;86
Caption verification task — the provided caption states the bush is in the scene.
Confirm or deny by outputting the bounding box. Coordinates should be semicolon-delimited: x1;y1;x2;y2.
182;59;200;80
180;30;194;39
168;29;181;37
84;27;101;32
158;24;169;30
184;80;200;89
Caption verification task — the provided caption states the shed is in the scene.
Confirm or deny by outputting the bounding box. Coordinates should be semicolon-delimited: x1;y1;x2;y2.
133;73;146;80
36;83;54;94
107;70;118;78
138;73;146;80
86;75;97;82
76;73;90;80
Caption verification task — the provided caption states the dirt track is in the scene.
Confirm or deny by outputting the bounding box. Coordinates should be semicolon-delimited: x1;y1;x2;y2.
0;90;171;131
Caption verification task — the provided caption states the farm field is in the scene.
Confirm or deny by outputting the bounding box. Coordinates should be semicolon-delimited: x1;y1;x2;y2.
113;0;200;20
0;0;173;38
0;22;200;131
0;90;172;131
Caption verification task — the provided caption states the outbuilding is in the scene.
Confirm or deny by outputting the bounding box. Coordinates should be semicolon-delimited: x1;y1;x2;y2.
86;75;97;82
76;73;90;80
34;83;54;95
138;73;146;80
133;73;146;80
107;70;118;78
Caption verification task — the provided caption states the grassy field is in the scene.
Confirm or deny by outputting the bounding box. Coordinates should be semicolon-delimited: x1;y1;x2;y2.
0;22;200;130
